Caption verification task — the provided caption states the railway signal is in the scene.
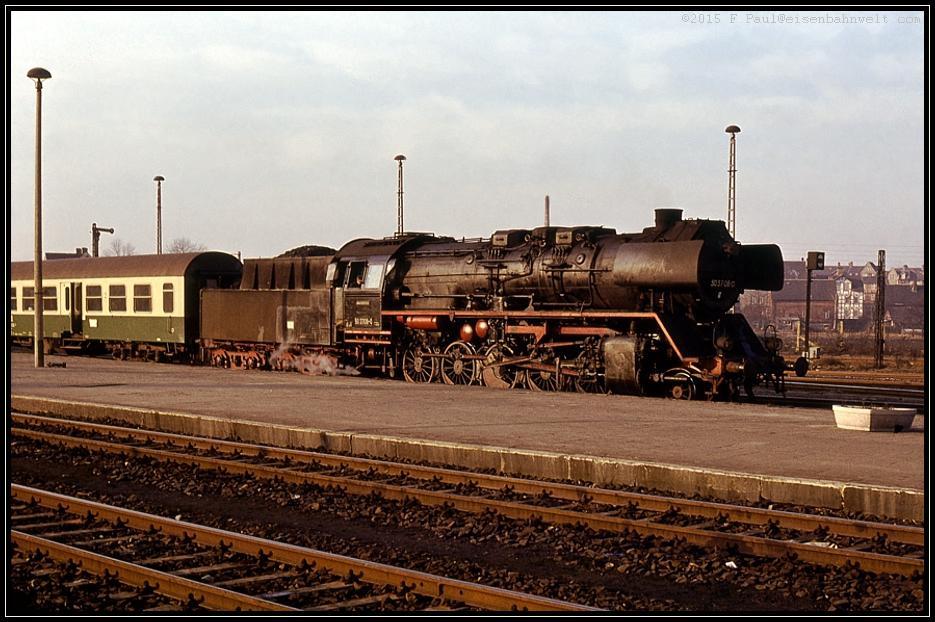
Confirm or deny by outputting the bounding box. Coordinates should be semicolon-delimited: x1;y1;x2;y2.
803;251;825;360
91;223;114;257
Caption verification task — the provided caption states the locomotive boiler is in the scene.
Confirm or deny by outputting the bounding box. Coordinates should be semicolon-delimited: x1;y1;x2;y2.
393;208;782;319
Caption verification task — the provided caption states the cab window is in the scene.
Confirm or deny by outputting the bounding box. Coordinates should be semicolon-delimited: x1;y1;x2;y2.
346;262;367;288
328;262;346;287
363;263;384;289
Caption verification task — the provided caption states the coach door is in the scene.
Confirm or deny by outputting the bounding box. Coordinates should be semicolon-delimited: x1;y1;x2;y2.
70;282;82;334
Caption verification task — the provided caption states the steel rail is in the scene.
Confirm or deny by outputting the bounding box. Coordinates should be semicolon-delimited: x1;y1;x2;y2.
786;378;923;392
13;414;924;546
13;430;923;577
11;485;599;612
751;395;923;412
785;381;923;395
11;530;297;612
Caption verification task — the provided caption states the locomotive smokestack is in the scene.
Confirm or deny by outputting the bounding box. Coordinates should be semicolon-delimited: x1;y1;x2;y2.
544;195;550;227
394;154;406;237
725;125;740;238
654;208;683;230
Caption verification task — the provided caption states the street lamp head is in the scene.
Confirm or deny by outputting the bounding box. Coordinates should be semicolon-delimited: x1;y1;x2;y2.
725;124;741;134
27;67;51;81
153;175;165;182
394;154;406;162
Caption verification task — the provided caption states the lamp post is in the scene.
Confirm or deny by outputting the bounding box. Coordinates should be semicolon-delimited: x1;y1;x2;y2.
394;155;406;237
28;67;51;368
154;175;165;254
725;125;740;239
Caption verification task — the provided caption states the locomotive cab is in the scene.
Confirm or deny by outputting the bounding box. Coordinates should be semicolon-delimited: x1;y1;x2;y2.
328;235;439;371
329;254;395;334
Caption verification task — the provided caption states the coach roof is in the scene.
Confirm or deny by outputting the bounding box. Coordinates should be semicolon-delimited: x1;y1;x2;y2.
10;252;242;281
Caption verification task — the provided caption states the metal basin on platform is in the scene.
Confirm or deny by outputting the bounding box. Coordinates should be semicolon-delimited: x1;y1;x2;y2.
832;405;917;432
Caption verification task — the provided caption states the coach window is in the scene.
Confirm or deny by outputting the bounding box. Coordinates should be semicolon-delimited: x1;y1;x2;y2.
109;284;127;312
10;288;16;311
42;287;57;311
65;287;70;311
162;283;174;313
86;285;103;312
134;284;152;312
23;287;35;311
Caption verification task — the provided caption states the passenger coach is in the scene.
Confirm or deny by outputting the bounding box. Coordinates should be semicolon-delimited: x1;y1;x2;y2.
10;252;242;358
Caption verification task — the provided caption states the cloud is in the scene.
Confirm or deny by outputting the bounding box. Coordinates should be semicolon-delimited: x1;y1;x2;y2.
198;44;293;74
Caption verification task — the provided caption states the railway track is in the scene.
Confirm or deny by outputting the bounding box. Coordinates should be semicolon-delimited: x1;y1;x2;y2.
753;382;924;412
12;414;924;579
11;485;596;612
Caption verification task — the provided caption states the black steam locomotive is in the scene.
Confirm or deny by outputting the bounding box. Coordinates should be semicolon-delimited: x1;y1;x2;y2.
198;208;799;399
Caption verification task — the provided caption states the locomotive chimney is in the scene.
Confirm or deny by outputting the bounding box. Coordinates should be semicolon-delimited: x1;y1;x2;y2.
654;208;683;230
544;195;550;227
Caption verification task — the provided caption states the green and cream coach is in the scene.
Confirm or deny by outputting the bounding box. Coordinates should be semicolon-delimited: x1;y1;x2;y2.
11;252;242;357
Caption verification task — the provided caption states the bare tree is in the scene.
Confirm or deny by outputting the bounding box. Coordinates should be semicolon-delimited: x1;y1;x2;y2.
106;238;136;256
167;237;207;253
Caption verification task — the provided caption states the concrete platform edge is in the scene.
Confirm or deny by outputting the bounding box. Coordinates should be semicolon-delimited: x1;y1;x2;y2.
11;395;923;522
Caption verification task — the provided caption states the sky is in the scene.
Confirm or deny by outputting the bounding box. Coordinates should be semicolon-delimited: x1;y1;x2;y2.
8;10;927;268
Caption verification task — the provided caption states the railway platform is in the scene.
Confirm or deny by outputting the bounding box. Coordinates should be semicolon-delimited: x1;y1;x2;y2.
9;352;925;520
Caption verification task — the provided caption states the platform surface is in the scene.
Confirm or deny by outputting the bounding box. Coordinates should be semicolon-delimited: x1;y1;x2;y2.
9;352;925;491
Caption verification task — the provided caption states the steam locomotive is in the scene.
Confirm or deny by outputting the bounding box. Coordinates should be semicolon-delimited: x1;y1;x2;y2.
11;208;803;400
